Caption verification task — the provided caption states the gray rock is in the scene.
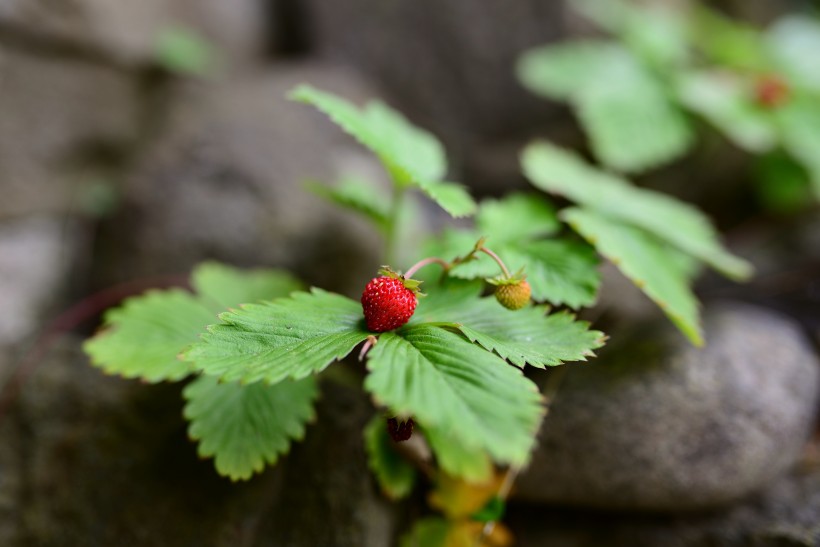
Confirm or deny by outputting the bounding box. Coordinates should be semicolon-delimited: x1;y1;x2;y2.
0;337;395;546
517;302;820;511
96;64;387;294
0;0;268;68
510;467;820;547
0;48;141;218
305;0;568;171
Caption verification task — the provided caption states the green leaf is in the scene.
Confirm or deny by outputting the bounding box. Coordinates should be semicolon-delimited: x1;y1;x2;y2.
411;280;605;368
676;70;778;152
85;263;302;382
475;193;560;242
563;207;702;345
290;84;476;217
753;151;814;213
306;177;390;230
185;288;371;384
85;290;217;382
572;0;690;67
776;96;820;200
400;518;450;547
155;26;213;76
521;141;753;280
517;40;627;101
192;262;303;311
691;6;769;71
766;16;820;92
183;375;318;481
575;51;694;173
363;416;417;499
426;194;600;308
423;424;492;482
365;325;543;467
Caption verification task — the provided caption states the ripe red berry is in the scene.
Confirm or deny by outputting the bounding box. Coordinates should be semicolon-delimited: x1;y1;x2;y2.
754;75;790;109
495;280;531;310
361;275;418;332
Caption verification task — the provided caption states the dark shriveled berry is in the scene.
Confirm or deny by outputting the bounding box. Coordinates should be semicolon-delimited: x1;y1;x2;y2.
387;417;415;442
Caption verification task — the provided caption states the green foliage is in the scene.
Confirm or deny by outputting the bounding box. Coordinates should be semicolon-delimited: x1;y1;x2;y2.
522;142;753;344
85;262;309;480
518;40;693;172
401;518;450;547
522;142;752;280
423;425;493;483
429;194;601;308
776;97;820;200
290;85;476;217
183;375;318;481
85;263;302;382
365;326;543;468
155;26;213;76
307;177;391;230
410;280;605;368
766;16;820;92
184;289;371;384
676;70;778;152
754;152;815;214
363;416;418;499
563;208;703;345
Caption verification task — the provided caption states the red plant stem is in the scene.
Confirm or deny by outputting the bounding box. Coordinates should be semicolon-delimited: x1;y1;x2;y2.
0;275;188;425
403;257;450;279
478;246;511;278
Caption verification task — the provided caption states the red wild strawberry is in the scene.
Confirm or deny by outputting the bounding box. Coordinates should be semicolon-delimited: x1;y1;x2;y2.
494;279;531;310
361;268;420;332
386;417;415;442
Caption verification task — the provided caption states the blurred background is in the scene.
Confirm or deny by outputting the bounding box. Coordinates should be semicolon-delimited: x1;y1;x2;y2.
0;0;819;545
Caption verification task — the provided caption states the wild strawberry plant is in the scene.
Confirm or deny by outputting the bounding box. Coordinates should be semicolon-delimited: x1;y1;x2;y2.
84;81;748;543
517;0;820;212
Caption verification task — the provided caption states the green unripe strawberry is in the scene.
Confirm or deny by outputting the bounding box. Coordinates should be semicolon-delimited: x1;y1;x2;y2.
494;280;531;310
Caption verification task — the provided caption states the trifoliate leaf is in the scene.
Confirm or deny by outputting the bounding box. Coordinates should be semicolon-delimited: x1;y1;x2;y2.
766;16;820;92
363;416;418;499
364;325;543;467
521;141;753;280
85;262;303;382
306;177;390;230
290;84;476;217
185;288;371;384
676;70;778;152
423;424;493;483
517;40;627;101
183;375;318;481
575;50;694;173
563;207;702;345
410;280;605;369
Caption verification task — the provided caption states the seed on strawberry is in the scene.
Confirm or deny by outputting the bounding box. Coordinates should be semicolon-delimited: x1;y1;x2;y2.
494;280;531;310
361;269;419;332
